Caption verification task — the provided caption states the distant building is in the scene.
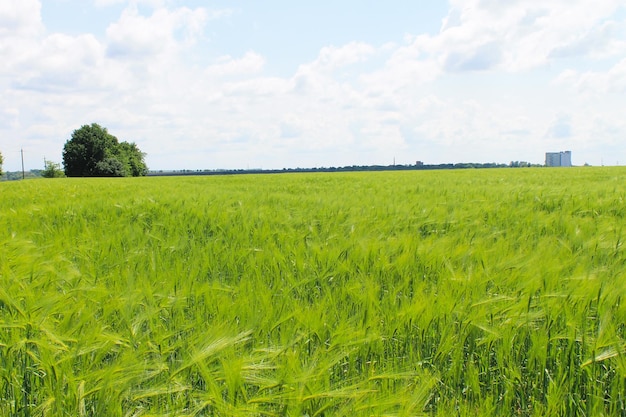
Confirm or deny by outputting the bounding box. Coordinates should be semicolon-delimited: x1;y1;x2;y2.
546;151;572;167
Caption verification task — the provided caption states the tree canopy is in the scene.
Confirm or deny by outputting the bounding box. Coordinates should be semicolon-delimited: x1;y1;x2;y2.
0;151;3;176
62;124;147;177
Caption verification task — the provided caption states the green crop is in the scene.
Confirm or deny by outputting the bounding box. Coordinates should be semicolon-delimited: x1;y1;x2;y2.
1;168;626;416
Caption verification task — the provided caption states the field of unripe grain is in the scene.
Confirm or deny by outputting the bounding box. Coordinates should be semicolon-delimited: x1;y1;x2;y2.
1;168;626;416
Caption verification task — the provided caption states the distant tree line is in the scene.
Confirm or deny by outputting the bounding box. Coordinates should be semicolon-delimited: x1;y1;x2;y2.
149;161;543;177
62;123;147;177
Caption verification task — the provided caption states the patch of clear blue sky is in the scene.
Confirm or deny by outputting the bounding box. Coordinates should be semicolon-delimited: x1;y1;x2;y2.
41;0;448;76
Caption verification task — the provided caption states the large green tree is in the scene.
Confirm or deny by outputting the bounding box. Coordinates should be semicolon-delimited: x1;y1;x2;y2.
62;124;147;177
0;151;3;176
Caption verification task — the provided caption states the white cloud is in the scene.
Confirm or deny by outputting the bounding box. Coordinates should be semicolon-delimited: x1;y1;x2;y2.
94;0;126;6
204;52;266;78
0;0;44;74
314;42;376;71
546;114;574;139
105;5;207;58
355;0;626;98
395;0;626;75
556;57;626;94
549;20;626;59
14;34;105;91
0;0;43;37
95;0;166;7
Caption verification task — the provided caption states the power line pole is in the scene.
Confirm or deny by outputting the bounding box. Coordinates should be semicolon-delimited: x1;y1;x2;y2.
21;148;25;180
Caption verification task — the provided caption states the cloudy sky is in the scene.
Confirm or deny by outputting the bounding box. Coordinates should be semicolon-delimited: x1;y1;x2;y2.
1;0;625;172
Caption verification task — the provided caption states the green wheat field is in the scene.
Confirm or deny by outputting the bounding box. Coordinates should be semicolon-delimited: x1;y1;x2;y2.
2;168;626;416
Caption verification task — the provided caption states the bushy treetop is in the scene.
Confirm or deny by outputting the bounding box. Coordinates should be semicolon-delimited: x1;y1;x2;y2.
62;124;147;177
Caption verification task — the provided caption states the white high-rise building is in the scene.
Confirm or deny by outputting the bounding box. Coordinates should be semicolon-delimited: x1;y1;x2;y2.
545;151;572;167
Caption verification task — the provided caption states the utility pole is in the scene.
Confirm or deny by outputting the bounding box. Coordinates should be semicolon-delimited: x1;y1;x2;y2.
21;148;25;180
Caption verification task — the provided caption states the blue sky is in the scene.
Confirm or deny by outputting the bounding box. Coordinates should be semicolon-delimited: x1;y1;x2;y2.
1;0;626;171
